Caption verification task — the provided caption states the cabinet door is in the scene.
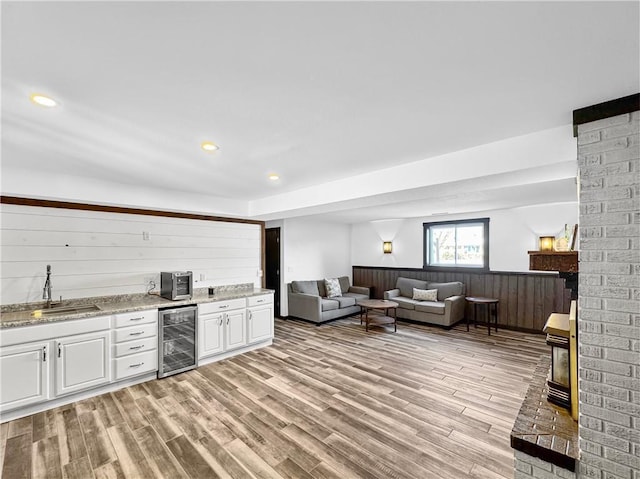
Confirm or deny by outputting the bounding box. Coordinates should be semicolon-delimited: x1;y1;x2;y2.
0;341;50;412
198;313;224;359
56;330;110;396
248;305;273;344
225;309;247;351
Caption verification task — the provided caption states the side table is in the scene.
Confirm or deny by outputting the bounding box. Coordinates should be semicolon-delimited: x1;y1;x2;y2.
465;297;499;335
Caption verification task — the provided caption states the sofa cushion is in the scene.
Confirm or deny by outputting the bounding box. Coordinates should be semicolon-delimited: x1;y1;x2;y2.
292;280;319;296
413;288;438;302
427;282;464;301
338;276;350;294
321;299;340;312
334;296;356;308
317;280;327;298
325;278;342;298
393;297;418;310
396;277;428;298
343;292;368;301
415;301;446;315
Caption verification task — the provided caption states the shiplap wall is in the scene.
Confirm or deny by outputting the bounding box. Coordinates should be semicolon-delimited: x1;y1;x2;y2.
0;204;261;304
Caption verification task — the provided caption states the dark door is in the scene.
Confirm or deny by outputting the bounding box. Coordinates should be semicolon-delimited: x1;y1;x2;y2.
265;227;281;317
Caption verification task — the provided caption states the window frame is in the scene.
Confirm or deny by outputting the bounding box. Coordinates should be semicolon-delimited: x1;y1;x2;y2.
422;217;490;272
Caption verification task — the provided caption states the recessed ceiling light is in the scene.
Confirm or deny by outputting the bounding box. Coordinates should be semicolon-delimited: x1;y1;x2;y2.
268;174;280;181
29;93;57;108
201;141;219;152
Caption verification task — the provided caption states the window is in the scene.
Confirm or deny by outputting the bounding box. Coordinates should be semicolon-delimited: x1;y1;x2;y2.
423;218;489;270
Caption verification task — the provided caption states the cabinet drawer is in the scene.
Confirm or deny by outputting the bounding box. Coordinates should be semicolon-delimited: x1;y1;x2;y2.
113;309;157;328
113;322;158;344
113;337;157;358
247;294;273;307
1;315;111;347
199;298;245;315
113;350;157;380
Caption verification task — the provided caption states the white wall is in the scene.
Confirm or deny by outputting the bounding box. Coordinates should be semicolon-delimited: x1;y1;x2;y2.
267;218;351;316
1;204;261;304
350;202;579;272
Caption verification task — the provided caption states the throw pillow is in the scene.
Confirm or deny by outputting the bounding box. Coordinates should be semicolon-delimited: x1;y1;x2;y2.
413;288;438;302
325;278;342;298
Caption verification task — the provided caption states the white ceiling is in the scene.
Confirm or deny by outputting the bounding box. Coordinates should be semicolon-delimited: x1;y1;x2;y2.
2;1;638;222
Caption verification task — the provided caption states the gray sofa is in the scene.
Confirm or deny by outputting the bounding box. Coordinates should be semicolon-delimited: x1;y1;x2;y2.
287;276;370;324
383;277;466;327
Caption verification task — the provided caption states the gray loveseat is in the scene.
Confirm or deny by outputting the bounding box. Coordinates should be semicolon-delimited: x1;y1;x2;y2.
287;276;370;324
383;277;466;327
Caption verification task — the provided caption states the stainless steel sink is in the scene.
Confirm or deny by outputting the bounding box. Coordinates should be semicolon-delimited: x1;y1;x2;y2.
33;304;102;316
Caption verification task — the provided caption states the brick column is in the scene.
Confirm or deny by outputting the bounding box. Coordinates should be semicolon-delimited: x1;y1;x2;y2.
577;102;639;478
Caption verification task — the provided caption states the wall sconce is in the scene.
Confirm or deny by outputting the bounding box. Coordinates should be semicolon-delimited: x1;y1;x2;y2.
383;241;393;254
539;236;555;252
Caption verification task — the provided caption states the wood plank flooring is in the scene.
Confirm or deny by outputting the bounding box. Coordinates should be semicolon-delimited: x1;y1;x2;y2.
1;317;548;479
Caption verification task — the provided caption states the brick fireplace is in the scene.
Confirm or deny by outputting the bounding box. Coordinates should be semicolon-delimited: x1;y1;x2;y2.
512;94;639;478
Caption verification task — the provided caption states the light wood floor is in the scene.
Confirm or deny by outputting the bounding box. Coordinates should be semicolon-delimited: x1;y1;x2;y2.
1;317;548;479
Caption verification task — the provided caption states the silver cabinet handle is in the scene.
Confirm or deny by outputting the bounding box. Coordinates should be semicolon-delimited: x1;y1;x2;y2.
219;305;229;309
226;314;229;325
218;318;223;326
249;311;252;320
58;343;62;358
129;331;145;336
129;362;144;368
129;345;144;350
129;317;144;321
42;346;47;362
256;299;264;303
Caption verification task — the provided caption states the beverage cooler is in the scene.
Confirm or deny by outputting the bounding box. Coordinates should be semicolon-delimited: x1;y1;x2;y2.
158;305;197;378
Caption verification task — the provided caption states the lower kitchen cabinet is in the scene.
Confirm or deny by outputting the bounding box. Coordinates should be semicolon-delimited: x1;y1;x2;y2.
198;312;224;358
198;308;246;361
247;293;274;344
113;349;157;380
0;341;50;412
0;314;113;417
111;310;158;381
198;294;273;364
248;304;273;344
56;330;110;396
1;295;273;421
226;309;247;351
0;329;111;411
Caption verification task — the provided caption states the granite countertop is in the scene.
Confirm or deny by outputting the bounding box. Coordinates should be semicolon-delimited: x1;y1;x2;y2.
510;355;578;472
0;286;273;328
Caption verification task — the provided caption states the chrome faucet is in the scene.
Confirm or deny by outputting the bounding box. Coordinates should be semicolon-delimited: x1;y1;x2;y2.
43;264;52;307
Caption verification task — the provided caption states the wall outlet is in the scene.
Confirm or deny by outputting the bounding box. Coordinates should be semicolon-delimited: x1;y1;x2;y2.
144;275;157;291
199;273;206;281
257;269;263;277
142;231;150;240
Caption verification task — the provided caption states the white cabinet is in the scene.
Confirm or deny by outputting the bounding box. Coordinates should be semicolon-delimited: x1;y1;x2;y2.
113;309;157;329
199;312;224;358
0;295;272;419
225;309;247;351
56;330;110;396
198;298;246;361
247;294;274;344
113;349;157;381
198;294;273;363
111;309;158;381
0;315;111;413
0;341;50;412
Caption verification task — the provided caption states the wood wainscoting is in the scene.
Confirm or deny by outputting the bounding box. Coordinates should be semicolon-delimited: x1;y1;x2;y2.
352;266;572;333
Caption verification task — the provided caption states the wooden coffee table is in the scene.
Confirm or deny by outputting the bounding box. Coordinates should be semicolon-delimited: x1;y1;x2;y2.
357;299;398;332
